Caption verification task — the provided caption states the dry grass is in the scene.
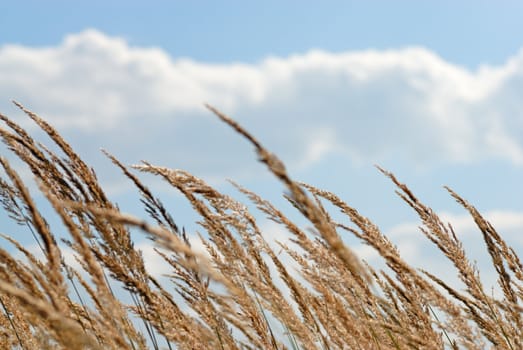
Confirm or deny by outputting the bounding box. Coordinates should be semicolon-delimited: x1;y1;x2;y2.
0;102;521;349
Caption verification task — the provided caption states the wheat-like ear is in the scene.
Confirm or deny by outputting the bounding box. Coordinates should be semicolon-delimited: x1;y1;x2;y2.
0;281;102;349
0;103;520;349
205;104;372;285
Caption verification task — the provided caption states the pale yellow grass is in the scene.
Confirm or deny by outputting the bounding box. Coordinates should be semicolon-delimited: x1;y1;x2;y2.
0;102;520;349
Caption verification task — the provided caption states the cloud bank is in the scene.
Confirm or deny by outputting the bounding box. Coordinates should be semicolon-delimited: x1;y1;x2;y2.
1;29;523;177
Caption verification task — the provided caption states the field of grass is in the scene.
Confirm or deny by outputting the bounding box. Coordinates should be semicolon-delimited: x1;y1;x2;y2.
0;102;521;349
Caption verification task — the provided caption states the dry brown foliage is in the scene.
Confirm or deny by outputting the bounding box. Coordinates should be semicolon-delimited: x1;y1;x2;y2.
0;102;521;349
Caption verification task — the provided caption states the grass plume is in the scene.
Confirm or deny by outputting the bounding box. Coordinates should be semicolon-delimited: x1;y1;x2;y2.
0;102;520;349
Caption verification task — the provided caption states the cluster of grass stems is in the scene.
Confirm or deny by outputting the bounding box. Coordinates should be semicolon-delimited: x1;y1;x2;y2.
0;102;521;349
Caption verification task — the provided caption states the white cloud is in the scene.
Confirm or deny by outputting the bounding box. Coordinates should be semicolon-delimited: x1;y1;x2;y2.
385;209;523;276
387;210;523;239
1;29;523;179
377;210;523;293
136;236;211;279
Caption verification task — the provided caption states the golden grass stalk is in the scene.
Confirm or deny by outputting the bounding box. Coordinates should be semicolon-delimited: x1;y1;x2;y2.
0;102;519;349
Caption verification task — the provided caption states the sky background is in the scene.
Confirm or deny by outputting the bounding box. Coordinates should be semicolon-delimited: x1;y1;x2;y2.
1;1;523;291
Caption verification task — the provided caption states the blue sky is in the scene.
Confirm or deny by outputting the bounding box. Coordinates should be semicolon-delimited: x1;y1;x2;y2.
1;1;523;289
3;1;523;67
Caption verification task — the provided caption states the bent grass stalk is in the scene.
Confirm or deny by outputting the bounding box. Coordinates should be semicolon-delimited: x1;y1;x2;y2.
0;102;520;349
